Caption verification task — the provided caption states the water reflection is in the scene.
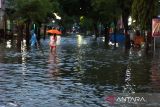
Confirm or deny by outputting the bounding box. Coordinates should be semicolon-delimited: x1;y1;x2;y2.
48;49;60;76
77;34;83;47
123;64;135;93
21;39;28;75
77;34;87;47
150;52;160;92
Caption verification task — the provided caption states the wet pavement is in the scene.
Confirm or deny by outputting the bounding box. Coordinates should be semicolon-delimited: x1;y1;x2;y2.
0;34;160;107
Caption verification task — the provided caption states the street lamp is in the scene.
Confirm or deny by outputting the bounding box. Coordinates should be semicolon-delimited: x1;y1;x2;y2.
53;13;61;20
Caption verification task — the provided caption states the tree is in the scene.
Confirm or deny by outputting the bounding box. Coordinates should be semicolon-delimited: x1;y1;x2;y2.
119;0;133;50
57;0;82;33
79;16;94;34
91;0;121;45
57;0;94;34
132;0;158;53
132;0;158;30
7;0;58;44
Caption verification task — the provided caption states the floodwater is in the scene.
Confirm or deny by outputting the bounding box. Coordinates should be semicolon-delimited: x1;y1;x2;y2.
0;34;160;107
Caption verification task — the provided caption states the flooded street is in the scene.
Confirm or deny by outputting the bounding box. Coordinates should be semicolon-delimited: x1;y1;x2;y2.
0;35;160;107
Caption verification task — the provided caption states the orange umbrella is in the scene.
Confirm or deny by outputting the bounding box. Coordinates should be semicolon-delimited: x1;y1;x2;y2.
47;29;62;35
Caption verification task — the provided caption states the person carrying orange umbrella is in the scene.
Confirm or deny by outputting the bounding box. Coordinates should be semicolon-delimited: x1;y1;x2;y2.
49;34;57;53
47;29;62;53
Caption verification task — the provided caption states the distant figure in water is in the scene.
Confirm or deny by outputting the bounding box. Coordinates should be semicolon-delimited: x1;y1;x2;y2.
49;34;57;53
30;30;38;47
133;30;145;48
